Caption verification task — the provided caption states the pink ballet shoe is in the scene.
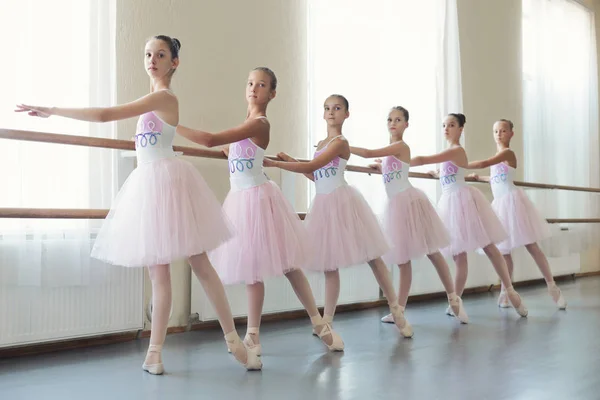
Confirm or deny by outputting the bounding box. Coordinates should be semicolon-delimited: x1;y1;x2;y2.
506;288;528;317
497;291;511;308
243;327;261;356
448;295;469;324
142;344;164;375
227;327;261;356
311;315;344;351
548;284;567;310
380;313;394;323
390;304;413;338
312;314;333;336
225;331;262;371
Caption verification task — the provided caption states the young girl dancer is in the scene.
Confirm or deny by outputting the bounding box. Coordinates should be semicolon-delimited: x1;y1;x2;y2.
176;68;344;357
410;113;528;318
15;36;261;373
264;95;414;337
467;119;566;309
350;106;468;324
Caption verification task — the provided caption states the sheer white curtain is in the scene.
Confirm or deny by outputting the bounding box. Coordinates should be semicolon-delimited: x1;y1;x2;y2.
522;0;600;255
307;0;462;211
0;0;117;286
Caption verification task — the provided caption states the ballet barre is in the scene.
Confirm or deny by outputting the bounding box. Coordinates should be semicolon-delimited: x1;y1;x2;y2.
1;207;599;224
2;127;600;197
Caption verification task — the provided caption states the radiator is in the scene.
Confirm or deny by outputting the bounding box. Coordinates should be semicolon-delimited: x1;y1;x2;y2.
191;265;381;322
0;265;144;348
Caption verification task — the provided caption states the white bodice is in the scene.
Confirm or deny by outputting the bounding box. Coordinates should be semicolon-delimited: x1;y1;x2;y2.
489;163;518;199
134;112;178;164
381;156;412;197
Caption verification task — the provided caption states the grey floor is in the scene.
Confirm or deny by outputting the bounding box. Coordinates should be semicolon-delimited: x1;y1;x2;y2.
1;277;599;400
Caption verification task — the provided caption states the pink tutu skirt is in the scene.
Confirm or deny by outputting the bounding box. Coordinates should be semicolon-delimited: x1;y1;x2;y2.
304;185;389;271
209;181;307;285
438;186;507;257
91;158;233;267
382;187;450;265
491;188;552;254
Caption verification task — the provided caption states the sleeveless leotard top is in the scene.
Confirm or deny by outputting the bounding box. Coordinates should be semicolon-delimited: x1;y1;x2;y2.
381;155;412;197
228;116;269;191
313;135;348;195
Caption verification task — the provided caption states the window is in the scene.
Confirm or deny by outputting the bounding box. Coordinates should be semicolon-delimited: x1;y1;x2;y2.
522;0;599;249
307;0;460;213
0;0;117;286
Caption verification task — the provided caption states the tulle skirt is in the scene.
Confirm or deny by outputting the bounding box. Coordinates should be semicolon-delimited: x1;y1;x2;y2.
438;185;508;257
304;185;389;271
382;187;450;265
491;188;552;254
209;181;308;285
91;158;233;267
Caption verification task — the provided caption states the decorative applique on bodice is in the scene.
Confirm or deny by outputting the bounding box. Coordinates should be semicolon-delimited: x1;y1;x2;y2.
381;156;412;197
439;161;466;192
134;112;177;164
313;136;348;194
227;117;269;191
489;163;517;199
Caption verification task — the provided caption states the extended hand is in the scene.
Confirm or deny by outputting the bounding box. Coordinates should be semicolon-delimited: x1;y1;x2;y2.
263;158;277;168
368;159;383;172
15;104;52;118
277;152;291;161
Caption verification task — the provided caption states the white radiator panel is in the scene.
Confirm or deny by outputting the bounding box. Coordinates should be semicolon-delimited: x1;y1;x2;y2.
394;251;580;296
0;266;144;348
191;264;381;321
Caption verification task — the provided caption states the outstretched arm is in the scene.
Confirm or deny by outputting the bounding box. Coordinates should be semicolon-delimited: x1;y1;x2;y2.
410;147;462;167
467;149;514;169
264;140;346;174
275;152;314;181
15;91;175;123
177;118;268;148
350;142;404;159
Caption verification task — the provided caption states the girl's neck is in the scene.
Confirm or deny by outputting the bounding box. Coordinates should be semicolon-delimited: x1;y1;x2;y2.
246;104;268;120
390;132;404;143
496;142;510;152
326;125;343;138
151;78;171;92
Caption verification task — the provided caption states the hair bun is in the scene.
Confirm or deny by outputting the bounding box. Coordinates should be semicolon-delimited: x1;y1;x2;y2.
172;38;181;51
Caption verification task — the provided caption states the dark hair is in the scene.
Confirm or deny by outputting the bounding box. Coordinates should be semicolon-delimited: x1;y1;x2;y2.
152;35;181;59
448;113;466;127
328;94;349;111
497;119;514;130
391;106;409;122
253;67;277;90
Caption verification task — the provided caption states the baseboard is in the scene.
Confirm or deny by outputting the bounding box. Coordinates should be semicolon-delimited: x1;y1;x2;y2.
574;270;600;278
3;272;597;357
137;325;187;339
0;331;138;359
189;298;391;331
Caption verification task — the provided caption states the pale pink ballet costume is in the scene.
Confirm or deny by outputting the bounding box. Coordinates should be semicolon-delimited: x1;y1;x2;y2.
379;156;469;324
304;137;390;271
209;117;309;285
91;112;232;267
380;156;450;265
488;163;552;254
437;161;508;257
489;163;565;309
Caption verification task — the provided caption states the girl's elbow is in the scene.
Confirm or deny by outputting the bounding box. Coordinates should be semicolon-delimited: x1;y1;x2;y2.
97;109;111;123
204;135;217;148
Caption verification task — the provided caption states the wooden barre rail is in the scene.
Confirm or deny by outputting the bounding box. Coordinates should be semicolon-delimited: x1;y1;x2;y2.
2;128;600;193
0;208;599;224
